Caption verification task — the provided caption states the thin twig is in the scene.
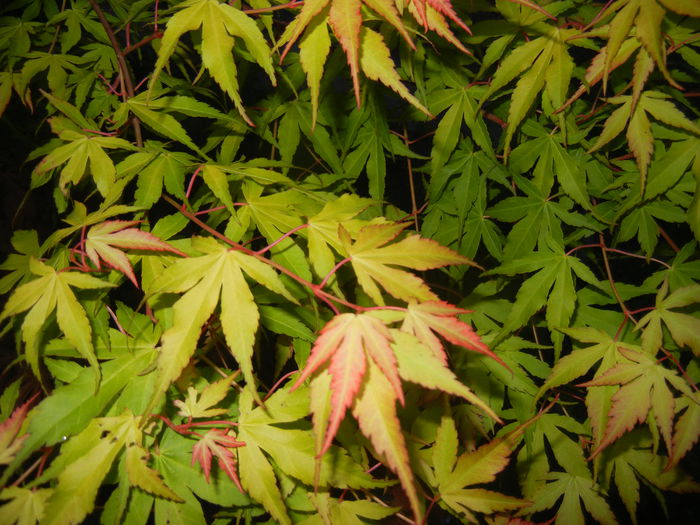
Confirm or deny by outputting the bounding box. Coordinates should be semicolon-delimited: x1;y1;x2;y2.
599;233;637;326
87;0;143;146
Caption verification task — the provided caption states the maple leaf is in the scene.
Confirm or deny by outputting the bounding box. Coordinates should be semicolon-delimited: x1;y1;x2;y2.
41;413;142;525
478;26;576;157
125;444;183;501
580;347;696;459
599;430;700;523
149;0;275;126
84;220;186;287
401;300;502;365
594;0;681;91
291;313;403;456
526;472;618;525
306;193;372;282
191;428;245;492
292;316;501;524
588;91;700;191
277;0;466;122
173;374;237;419
636;283;700;355
0;396;35;465
0;258;115;388
147;237;295;412
32;118;135;196
434;415;528;521
340;222;474;304
0;487;52;525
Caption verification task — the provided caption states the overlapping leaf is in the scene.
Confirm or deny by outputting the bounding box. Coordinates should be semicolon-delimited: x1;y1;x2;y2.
0;258;115;387
526;472;618;525
236;386;381;524
173;374;237;419
637;282;700;355
479;26;576;157
588;91;700;191
580;347;696;459
149;0;275;126
292;312;501;523
277;0;467;122
32;118;134;196
191;429;245;490
401;300;499;364
434;416;527;521
0;396;33;465
148;237;295;410
85;220;186;287
340;222;473;304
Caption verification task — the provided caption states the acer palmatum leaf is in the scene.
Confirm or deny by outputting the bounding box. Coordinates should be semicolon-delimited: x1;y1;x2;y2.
192;429;245;492
85;220;185;287
0;395;36;464
401;301;504;367
341;222;475;304
413;0;471;34
291;313;403;456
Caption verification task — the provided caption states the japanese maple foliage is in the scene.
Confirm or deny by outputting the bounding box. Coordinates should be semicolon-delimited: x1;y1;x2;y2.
0;0;699;524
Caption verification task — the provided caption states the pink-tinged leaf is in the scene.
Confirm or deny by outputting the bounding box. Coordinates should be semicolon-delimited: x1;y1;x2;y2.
291;313;355;389
401;301;501;365
406;0;471;54
324;321;366;455
352;359;422;522
425;0;471;33
85;220;186;287
192;429;245;492
589;376;652;459
0;396;35;465
278;0;330;62
668;397;700;469
356;315;403;404
292;313;403;455
329;0;362;107
364;0;414;46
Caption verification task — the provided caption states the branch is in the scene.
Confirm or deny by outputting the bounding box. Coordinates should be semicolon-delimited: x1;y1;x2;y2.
87;0;143;147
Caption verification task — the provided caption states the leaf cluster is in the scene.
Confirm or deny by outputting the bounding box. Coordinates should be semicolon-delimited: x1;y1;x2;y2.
0;1;699;524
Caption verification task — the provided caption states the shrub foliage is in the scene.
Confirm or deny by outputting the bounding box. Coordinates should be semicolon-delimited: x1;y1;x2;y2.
1;1;699;524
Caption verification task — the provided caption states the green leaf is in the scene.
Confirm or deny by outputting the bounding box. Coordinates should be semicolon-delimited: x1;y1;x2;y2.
149;0;274;125
0;487;52;525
